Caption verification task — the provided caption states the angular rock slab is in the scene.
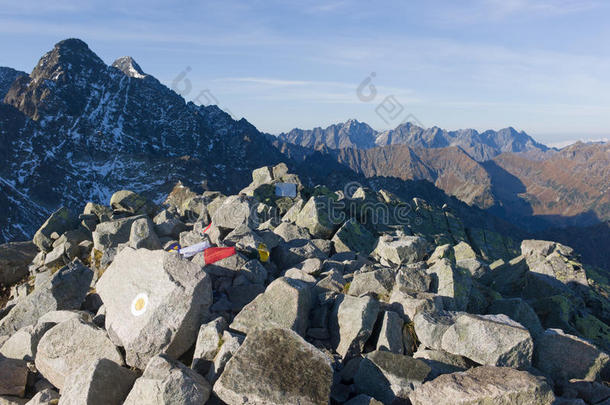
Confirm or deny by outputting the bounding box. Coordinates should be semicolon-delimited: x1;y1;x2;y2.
211;195;259;232
535;328;610;382
0;242;38;285
0;261;92;337
354;350;431;404
214;328;333;405
230;277;313;336
409;366;555;405
35;318;123;390
33;207;78;252
330;295;380;359
58;358;138;405
296;196;340;239
124;354;211;405
332;218;376;255
0;355;28;397
372;234;429;266
441;313;533;369
96;248;212;369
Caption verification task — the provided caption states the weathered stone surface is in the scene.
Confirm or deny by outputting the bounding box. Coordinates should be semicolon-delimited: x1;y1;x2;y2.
330;295;379;359
296;196;340;239
349;267;395;298
332;219;376;255
110;190;155;216
521;240;588;287
344;395;383;405
231;277;313;336
389;290;444;321
206;330;244;383
354;350;431;403
0;355;27;397
211;195;259;231
91;215;145;252
488;298;544;338
152;210;187;237
478;255;528;297
128;217;161;250
58;358;138;405
413;348;470;378
96;248;212;369
123;354;211;405
413;311;460;351
426;258;472;311
272;239;327;270
37;310;92;325
273;222;310;242
409;366;555;405
33;207;78;252
0;242;38;285
0;396;28;405
83;202;112;223
192;317;227;375
372;234;429;266
214;328;333;405
0;261;92;337
535;328;610;382
0;322;54;361
35;318;123;390
376;311;404;354
441;313;533;369
394;265;431;294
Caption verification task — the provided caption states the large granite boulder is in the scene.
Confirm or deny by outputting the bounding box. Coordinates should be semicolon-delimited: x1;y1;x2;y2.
35;318;123;390
372;234;429;266
123;354;211;405
96;248;212;368
296;196;340;239
409;366;555;405
58;358;138;405
91;215;146;252
330;295;379;359
231;277;313;336
109;190;156;216
214;328;333;405
0;355;28;397
0;261;92;338
0;242;38;285
332;219;376;255
211;195;259;232
426;259;472;311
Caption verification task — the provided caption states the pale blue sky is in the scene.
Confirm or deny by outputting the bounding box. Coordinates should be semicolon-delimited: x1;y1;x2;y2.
1;0;609;146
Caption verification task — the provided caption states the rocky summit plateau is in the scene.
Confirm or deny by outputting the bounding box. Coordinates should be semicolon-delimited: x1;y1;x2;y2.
0;163;609;404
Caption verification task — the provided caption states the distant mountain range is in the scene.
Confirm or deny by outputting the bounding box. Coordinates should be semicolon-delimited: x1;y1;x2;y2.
278;120;549;161
1;38;608;271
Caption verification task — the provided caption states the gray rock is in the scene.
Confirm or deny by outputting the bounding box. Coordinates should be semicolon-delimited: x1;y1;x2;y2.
123;354;211;405
394;265;431;293
0;261;92;337
192;317;228;375
33;208;78;252
314;270;346;295
206;330;244;383
83;202;112;223
349;268;395;298
35;318;123;390
96;248;212;369
211;195;259;232
534;328;610;382
37;310;92;325
563;380;610;404
198;252;248;278
332;219;376;255
231;277;313;336
330;295;379;359
128;217;161;250
0;396;28;405
0;242;38;285
214;328;333;405
441;313;533;369
488;298;544;339
109;190;156;216
426;258;472;311
24;388;59;405
281;199;304;223
413;311;460;351
296;196;340;239
152;210;187;237
354;350;431;404
372;234;429;266
389;290;444;321
92;215;146;252
273;222;310;242
521;240;588;288
409;366;555;405
284;268;317;283
376;310;404;354
0;322;54;361
272;239;327;271
58;358;138;405
0;355;28;397
413;348;470;378
344;395;383;405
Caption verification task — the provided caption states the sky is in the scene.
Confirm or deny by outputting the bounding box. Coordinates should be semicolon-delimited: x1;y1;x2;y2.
1;0;609;146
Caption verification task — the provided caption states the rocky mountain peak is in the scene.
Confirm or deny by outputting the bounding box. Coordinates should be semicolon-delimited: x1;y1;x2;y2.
30;38;106;81
112;56;147;79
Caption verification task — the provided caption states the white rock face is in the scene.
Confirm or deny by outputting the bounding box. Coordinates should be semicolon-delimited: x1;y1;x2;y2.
35;318;123;390
330;295;379;359
96;248;212;369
